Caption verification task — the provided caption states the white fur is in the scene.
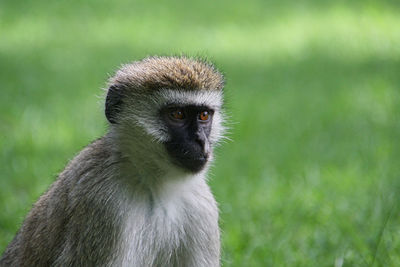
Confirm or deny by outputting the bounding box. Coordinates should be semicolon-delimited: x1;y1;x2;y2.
152;89;223;109
110;173;219;267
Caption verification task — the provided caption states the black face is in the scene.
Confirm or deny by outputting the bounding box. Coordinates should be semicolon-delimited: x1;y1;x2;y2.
161;105;214;173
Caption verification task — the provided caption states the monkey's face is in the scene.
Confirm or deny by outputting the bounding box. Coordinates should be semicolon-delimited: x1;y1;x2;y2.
106;87;225;174
152;89;224;173
125;89;225;173
160;104;214;173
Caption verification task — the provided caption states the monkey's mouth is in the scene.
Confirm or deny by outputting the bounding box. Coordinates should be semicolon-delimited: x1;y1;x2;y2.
164;140;210;173
174;154;208;173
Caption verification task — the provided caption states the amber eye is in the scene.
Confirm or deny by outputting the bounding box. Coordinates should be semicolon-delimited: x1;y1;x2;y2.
170;109;185;120
199;111;210;121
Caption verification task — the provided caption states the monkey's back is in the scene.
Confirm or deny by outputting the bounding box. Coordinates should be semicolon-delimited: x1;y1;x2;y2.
0;138;124;266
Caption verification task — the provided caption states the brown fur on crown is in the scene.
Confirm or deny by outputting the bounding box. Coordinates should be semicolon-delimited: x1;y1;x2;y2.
109;56;225;92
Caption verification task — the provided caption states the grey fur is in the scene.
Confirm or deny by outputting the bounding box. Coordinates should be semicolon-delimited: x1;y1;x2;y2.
0;56;225;267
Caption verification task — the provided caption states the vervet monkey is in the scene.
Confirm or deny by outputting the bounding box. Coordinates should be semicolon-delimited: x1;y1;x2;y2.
0;56;226;267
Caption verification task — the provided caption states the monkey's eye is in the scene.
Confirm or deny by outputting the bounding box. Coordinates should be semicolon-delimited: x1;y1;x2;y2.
170;109;185;120
199;111;210;121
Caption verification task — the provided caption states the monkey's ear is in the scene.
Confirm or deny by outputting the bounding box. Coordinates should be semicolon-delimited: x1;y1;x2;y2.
105;85;124;124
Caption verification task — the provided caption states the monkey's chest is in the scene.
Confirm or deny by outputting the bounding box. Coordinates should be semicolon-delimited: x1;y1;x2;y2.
115;193;211;266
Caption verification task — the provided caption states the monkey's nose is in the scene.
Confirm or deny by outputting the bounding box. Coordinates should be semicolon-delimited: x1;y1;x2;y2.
195;131;210;156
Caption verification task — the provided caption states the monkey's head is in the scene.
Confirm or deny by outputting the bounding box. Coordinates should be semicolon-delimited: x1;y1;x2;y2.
105;56;225;174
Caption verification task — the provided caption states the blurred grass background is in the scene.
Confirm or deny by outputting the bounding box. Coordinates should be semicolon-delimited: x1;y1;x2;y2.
1;0;400;266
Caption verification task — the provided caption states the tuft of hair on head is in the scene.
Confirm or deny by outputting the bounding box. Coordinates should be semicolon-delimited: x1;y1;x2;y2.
105;56;225;125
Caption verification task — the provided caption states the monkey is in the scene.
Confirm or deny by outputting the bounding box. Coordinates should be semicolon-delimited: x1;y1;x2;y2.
0;56;226;267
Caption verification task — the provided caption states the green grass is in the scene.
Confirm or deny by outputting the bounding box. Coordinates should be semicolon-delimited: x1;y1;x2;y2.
1;0;400;266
